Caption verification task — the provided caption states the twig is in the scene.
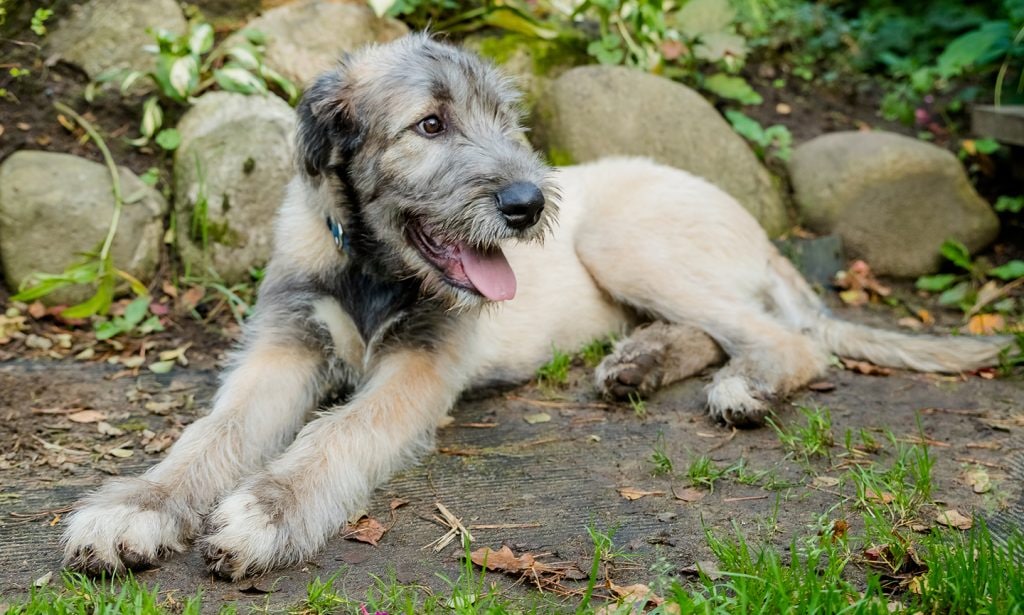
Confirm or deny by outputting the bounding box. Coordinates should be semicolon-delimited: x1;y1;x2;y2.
468;523;543;530
423;503;472;553
954;456;1005;469
722;495;769;503
966;276;1024;318
705;427;738;453
505;395;613;410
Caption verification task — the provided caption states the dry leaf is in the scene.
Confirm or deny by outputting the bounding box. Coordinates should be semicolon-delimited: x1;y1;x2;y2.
108;446;134;458
470;545;536;573
344;516;386;546
834;260;891;306
965;468;991;494
841;359;891;376
673;487;705;503
68;410;106;424
523;412;551;424
605;582;669;612
812;476;840;488
180;286;206;310
96;421;125;437
807;381;836;392
936;509;972;530
898;317;923;331
680;560;723;580
831;519;850;540
389;498;409;511
617;487;665;501
865;489;894;504
966;313;1005;336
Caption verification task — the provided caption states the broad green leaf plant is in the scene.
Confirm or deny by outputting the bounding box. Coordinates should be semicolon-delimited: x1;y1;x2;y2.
916;239;1024;317
88;21;299;150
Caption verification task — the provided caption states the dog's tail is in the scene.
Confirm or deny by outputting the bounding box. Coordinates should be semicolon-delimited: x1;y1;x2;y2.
766;252;1013;373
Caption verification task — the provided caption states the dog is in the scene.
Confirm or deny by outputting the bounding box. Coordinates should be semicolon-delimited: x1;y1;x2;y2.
61;34;1011;580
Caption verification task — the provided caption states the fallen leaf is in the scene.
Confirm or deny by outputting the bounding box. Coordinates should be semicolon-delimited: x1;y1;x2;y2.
936;509;972;530
389;498;409;511
807;381;836;392
144;399;183;415
841;359;892;376
344;516;386;546
865;489;894;504
470;545;536;573
148;360;175;374
33;572;52;588
834;260;891;306
179;286;206;310
605;582;668;612
680;560;723;580
898;317;923;331
27;302;46;319
966;313;1005;336
831;519;849;540
107;446;134;458
917;309;935;326
96;421;125;437
811;476;840;488
523;412;551;424
25;334;53;350
68;410;106;424
617;487;665;501
673;487;705;503
965;468;991;494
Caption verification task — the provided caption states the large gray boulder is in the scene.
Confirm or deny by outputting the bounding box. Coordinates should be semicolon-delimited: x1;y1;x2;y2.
47;0;186;81
0;152;167;304
790;131;999;277
174;92;296;283
531;66;789;236
225;0;408;87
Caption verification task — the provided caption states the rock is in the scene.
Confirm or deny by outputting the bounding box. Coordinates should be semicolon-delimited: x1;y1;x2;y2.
790;131;999;277
47;0;186;81
773;235;845;287
0;152;167;305
531;65;789;236
173;92;296;283
225;0;408;87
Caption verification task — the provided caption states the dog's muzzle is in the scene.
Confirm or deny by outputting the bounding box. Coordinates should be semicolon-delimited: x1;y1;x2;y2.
495;182;545;230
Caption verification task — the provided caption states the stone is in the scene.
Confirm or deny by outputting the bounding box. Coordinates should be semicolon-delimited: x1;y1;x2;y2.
0;151;167;305
47;0;187;81
173;92;297;283
531;65;789;236
773;235;845;287
789;131;999;277
224;0;408;87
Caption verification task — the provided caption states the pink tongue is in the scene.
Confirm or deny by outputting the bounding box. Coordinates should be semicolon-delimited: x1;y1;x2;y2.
459;244;517;301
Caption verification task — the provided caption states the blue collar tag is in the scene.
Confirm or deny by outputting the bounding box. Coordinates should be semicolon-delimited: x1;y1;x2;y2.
326;216;349;252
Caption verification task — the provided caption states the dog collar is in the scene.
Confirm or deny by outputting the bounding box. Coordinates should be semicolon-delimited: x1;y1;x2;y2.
326;215;349;252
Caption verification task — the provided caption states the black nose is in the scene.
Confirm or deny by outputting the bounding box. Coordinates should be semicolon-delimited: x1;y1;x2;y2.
495;182;545;229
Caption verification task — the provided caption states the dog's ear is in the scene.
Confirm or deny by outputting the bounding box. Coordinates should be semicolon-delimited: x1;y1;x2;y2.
295;67;362;177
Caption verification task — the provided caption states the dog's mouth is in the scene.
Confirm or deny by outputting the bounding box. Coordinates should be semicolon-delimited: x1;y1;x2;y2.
407;220;517;301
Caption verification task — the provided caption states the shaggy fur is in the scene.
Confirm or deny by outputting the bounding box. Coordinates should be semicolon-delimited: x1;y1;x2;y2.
62;34;1012;580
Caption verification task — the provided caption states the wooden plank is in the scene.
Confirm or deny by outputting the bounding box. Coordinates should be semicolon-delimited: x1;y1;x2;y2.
972;105;1024;146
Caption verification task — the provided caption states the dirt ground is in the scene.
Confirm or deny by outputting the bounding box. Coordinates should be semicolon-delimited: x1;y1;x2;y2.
1;298;1022;610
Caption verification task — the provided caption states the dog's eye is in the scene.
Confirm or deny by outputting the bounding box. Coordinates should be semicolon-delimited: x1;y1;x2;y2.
417;115;445;137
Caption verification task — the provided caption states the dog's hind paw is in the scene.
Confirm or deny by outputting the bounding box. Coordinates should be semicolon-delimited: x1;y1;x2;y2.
595;339;666;400
705;376;769;427
62;478;194;575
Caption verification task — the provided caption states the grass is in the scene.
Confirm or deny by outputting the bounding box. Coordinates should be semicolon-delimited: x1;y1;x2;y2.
627;392;646;417
686;455;731;492
579;336;614;369
768;405;835;462
649;435;674;476
536;345;572;388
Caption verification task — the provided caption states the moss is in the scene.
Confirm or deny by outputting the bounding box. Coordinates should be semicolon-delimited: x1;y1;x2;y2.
476;33;584;77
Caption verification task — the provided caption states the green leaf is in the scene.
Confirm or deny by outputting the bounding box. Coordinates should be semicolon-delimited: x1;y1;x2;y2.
988;260;1024;281
139;97;163;139
916;273;960;292
937;24;1007;78
694;31;747;63
188;22;214;56
938;280;971;307
724;110;765;143
94;320;128;341
703;74;762;105
995;195;1024;213
367;0;397;17
122;297;151;327
242;29;266;46
974;138;1001;154
168;55;199;99
262;65;299;105
62;275;115;319
674;0;736;39
940;239;973;271
227;44;262;71
214;66;267;95
155;128;181;151
481;7;560;41
139;167;161;186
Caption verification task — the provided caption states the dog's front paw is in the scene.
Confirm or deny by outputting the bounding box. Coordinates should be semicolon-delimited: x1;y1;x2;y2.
705;376;770;427
200;485;314;581
595;339;666;400
62;478;198;575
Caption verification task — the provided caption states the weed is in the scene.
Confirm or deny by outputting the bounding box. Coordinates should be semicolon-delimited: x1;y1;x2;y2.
686;455;729;492
649;435;673;476
579;336;614;368
627;392;647;417
12;103;149;317
94;297;164;340
30;8;52;36
536;345;571;388
915;238;1024;317
725;110;794;162
769;406;835;462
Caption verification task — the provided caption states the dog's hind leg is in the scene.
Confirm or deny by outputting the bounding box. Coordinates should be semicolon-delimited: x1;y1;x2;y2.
595;321;724;399
200;342;469;580
62;310;332;575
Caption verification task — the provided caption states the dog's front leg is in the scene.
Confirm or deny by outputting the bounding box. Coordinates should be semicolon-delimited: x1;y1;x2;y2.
201;346;464;580
62;319;329;574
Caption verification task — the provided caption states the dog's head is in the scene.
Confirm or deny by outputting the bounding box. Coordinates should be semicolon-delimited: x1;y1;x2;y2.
296;34;557;309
